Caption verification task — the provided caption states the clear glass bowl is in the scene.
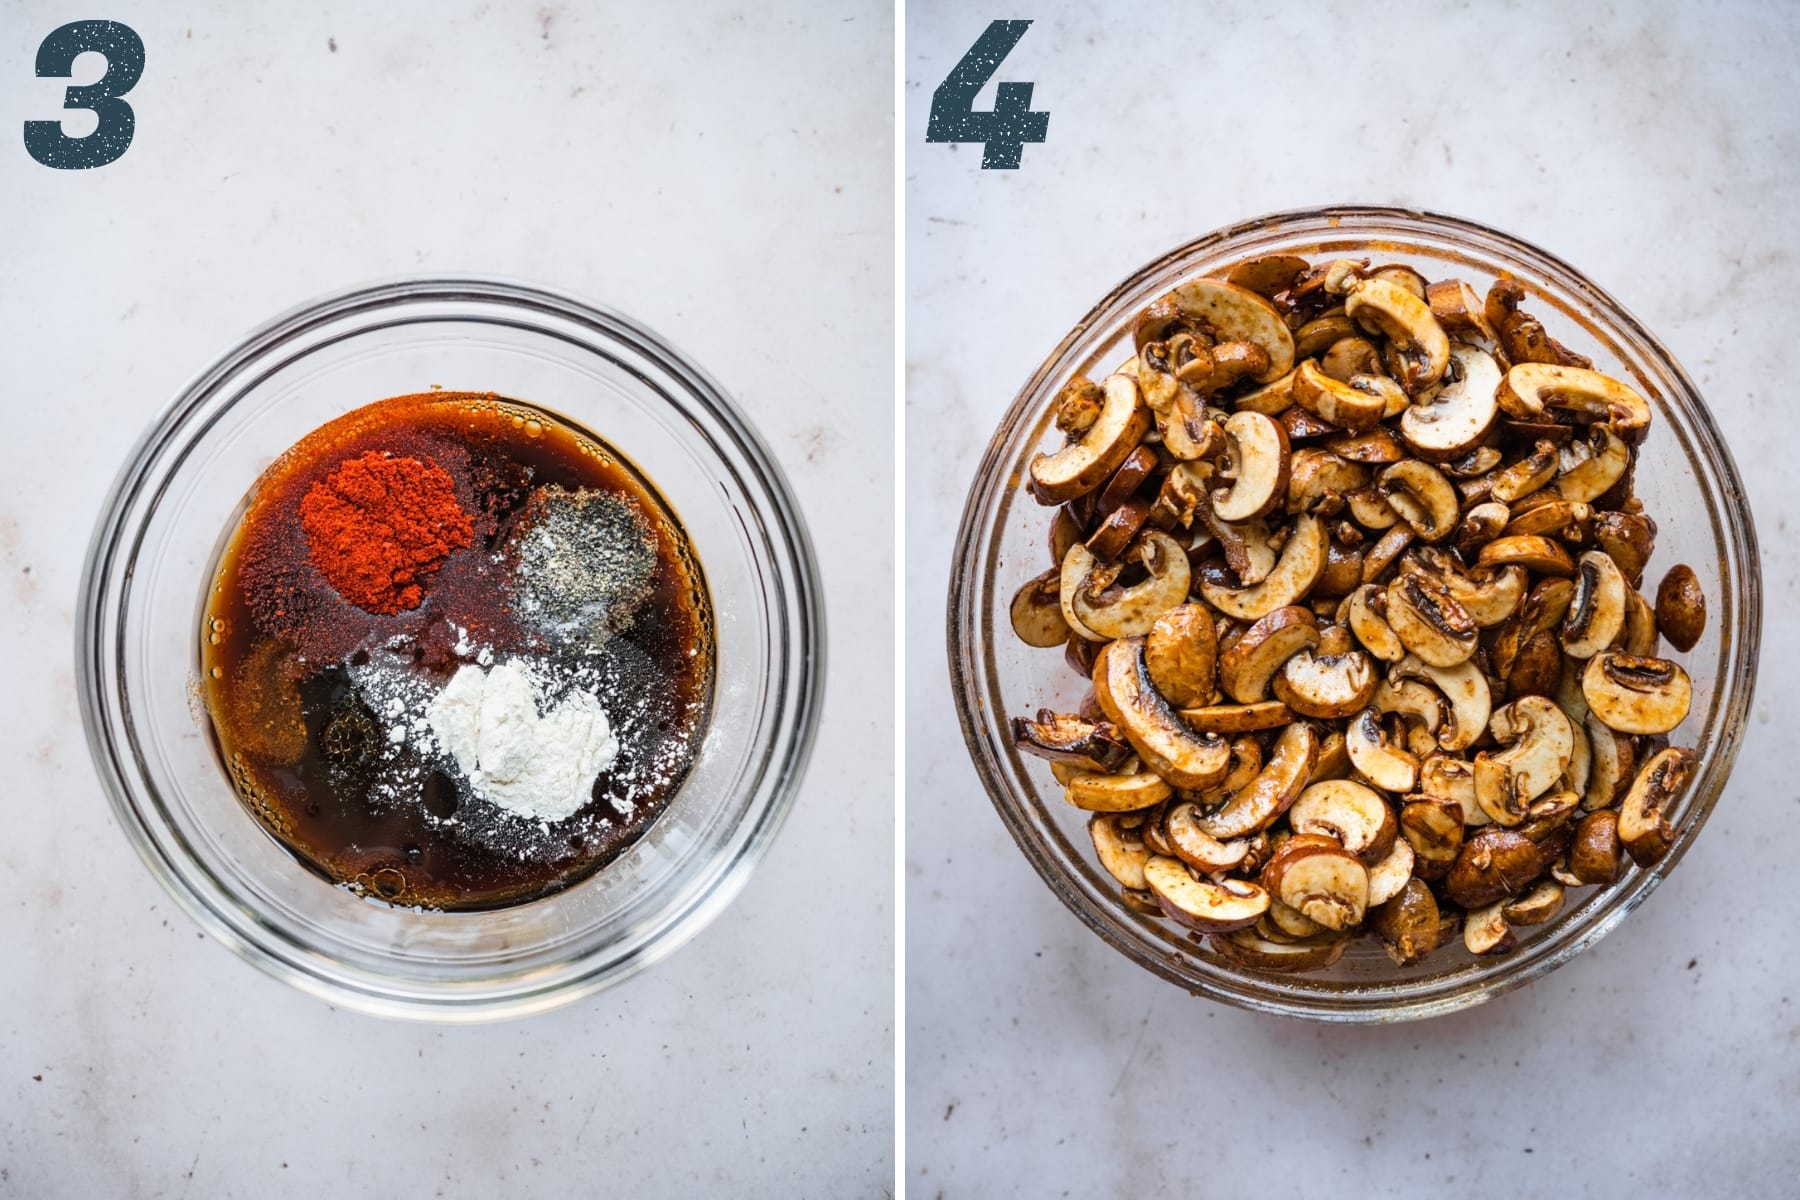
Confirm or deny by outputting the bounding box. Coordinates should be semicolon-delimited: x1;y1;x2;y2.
79;278;824;1021
947;207;1761;1022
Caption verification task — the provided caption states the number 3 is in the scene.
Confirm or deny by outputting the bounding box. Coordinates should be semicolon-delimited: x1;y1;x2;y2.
23;20;145;170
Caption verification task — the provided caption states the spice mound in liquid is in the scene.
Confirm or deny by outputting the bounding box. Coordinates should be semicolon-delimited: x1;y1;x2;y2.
200;392;715;910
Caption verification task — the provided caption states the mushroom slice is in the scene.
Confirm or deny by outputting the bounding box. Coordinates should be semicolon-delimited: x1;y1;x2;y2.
1592;510;1658;588
1581;652;1692;735
1210;927;1349;973
1175;700;1296;733
1064;767;1173;812
1071;531;1192;639
1161;278;1298;381
1346;706;1420;793
1400;795;1465;880
1361;525;1414;583
1476;696;1575;822
1454;500;1510;558
1288;779;1398;862
1365;837;1417;909
1617;746;1697;867
1345;276;1451;392
1497;364;1652;441
1226;254;1309;299
1011;568;1072;647
1500;496;1589;540
1293;360;1386;432
1293;312;1357;360
1145;604;1219;708
1097;637;1232;789
1218;606;1319;703
1346;485;1401;531
1420;753;1486;827
1030;372;1154;504
1377;677;1445;734
1620;587;1657;657
1205;512;1279;586
1307;728;1352;785
1569;809;1624;884
1057;543;1110;642
1445;824;1571;908
1083;496;1153;563
1403;546;1526;628
1463;900;1517;956
1196;720;1320;839
1377;460;1460;542
1321;335;1381;381
1210;410;1291;522
1287;449;1370;516
1198;513;1329;620
1477;534;1576;577
1560;550;1629;659
1274;646;1379;719
1143;855;1270;933
1401;344;1500;459
1165;803;1255;873
1487;440;1560;505
1370;876;1440;965
1393;655;1491;753
1234;366;1300;416
1011;710;1131;773
1502;880;1566;927
1426;279;1500;345
1655;564;1706;653
1259;832;1370;931
1583;712;1637;811
1262;899;1327;940
1385;573;1477;667
1554;424;1630;503
1343;583;1405;662
1089;814;1152;890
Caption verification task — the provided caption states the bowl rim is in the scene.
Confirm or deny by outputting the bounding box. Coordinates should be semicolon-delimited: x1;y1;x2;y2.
76;274;826;1021
946;205;1762;1022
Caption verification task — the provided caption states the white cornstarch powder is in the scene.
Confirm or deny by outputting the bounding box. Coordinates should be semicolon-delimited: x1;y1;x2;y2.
425;661;620;821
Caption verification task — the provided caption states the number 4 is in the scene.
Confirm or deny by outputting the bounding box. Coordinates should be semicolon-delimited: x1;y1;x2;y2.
926;20;1049;170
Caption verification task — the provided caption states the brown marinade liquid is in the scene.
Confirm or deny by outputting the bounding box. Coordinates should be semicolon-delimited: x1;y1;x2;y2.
200;392;715;910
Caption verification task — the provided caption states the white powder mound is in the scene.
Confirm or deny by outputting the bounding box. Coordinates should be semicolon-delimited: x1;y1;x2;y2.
426;661;619;822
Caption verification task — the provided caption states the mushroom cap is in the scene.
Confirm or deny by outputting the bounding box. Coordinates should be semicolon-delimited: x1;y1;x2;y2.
1211;410;1291;522
1010;568;1072;647
1143;855;1270;932
1581;651;1692;735
1345;277;1451;391
1030;372;1153;504
1259;832;1371;931
1097;636;1233;790
1498;363;1652;440
1369;875;1440;965
1378;459;1460;543
1062;765;1173;812
1294;359;1386;432
1385;573;1478;667
1655;564;1707;653
1617;746;1696;867
1163;278;1297;382
1288;778;1398;861
1071;530;1192;639
1145;603;1219;708
1273;646;1379;719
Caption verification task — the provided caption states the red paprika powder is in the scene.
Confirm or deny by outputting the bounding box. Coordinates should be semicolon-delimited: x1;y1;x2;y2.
299;450;473;614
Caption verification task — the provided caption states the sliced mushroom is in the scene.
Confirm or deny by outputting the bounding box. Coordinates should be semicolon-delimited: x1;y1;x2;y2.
1263;899;1327;940
1378;677;1446;735
1488;440;1560;505
1581;652;1692;735
1293;312;1357;360
1196;721;1320;839
1655;564;1706;653
1198;513;1329;620
1011;568;1071;647
1554;424;1630;503
1286;448;1369;516
1288;779;1398;861
1420;753;1485;827
1327;428;1407;464
1089;814;1152;890
1400;795;1465;880
1342;583;1405;662
1273;644;1378;719
1210;927;1349;973
1011;710;1131;773
1030;372;1153;504
1369;876;1440;965
1583;712;1637;811
1097;637;1232;789
1166;803;1255;873
1058;543;1111;642
1476;696;1575;824
1234;366;1300;416
1617;746;1697;867
1321;335;1381;382
1218;606;1319;703
1592;510;1657;587
1620;587;1658;657
1385;573;1477;667
1346;485;1401;531
1365;837;1417;908
1426;279;1500;345
1208;410;1291;522
1401;344;1500;459
1445;824;1570;908
1568;808;1623;884
1402;546;1526;627
1560;550;1629;659
1293;359;1386;431
1143;855;1270;932
1463;900;1516;955
1226;254;1309;299
1071;531;1192;638
1175;700;1296;733
1144;604;1218;708
1345;276;1451;392
1259;832;1371;931
1347;706;1420;793
1477;534;1575;577
1052;375;1106;433
1377;459;1460;542
1497;364;1652;442
1064;766;1173;812
1306;728;1352;786
1159;278;1297;382
1393;655;1492;753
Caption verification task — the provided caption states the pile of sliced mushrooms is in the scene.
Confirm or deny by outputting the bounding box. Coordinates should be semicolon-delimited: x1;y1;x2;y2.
1010;254;1710;973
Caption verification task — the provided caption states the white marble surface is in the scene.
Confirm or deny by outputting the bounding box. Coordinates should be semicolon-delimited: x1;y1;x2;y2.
907;2;1798;1195
0;2;891;1195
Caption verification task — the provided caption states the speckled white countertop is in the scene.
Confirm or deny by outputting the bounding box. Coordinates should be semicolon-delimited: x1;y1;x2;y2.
906;2;1798;1195
0;2;891;1194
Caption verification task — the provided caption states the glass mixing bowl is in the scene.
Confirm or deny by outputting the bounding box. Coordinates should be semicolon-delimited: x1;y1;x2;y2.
79;278;824;1021
948;207;1760;1022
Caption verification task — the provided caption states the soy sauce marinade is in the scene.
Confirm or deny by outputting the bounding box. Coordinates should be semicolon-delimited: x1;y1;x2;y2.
200;392;714;910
